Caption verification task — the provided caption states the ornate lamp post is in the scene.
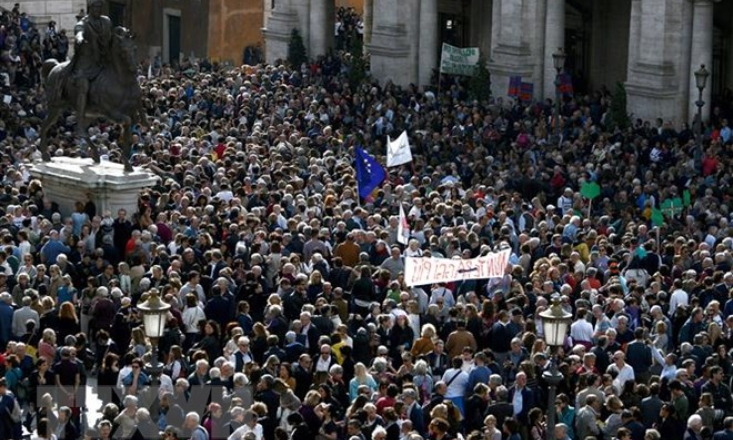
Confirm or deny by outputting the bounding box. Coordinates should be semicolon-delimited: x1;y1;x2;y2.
552;47;566;141
694;64;709;172
137;289;170;384
541;295;573;440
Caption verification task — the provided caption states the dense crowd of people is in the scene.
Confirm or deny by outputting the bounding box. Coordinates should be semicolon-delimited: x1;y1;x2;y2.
4;4;733;440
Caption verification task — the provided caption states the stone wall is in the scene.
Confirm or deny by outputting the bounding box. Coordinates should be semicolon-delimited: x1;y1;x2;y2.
208;0;264;65
120;0;210;63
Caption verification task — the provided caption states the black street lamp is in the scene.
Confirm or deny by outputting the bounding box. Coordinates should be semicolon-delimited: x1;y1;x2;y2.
694;64;709;172
137;289;170;385
540;295;573;440
552;48;566;141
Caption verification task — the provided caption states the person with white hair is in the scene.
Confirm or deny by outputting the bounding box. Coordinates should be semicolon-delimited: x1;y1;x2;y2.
185;412;209;440
114;395;139;438
228;409;263;440
686;414;703;438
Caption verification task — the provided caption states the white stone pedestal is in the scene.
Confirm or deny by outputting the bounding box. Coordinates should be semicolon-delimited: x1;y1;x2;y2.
29;157;158;218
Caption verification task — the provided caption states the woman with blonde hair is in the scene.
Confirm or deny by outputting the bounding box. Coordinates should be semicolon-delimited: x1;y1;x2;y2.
47;264;63;300
411;323;436;357
349;362;377;400
484;414;503;440
307;270;324;301
129;327;151;358
38;329;56;363
300;389;322;433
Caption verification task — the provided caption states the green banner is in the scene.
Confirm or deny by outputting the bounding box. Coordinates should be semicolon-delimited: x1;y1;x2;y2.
440;43;480;77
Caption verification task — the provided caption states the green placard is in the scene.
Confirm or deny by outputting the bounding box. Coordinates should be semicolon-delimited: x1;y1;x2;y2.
651;209;664;227
683;190;691;207
660;198;683;216
580;182;601;200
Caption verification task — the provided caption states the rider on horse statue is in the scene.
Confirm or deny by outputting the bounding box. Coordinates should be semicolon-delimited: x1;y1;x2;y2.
69;0;113;135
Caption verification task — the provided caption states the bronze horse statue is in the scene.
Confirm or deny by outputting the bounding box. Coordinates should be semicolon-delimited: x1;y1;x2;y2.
38;26;145;171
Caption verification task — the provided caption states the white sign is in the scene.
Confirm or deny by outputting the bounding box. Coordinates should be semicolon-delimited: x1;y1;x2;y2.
397;204;410;245
404;249;511;286
387;131;413;167
440;43;480;77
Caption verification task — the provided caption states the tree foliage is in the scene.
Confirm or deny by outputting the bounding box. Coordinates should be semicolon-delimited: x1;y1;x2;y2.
348;37;368;89
287;29;308;68
608;82;631;131
468;56;491;101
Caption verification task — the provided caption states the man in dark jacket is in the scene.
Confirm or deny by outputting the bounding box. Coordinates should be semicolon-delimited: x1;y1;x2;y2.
626;327;653;384
508;372;534;425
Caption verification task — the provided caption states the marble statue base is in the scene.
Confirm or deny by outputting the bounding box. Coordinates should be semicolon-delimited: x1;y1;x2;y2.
29;157;158;218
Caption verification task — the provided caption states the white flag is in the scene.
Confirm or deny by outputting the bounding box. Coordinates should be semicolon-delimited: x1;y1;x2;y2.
387;131;413;167
398;204;410;245
147;63;152;79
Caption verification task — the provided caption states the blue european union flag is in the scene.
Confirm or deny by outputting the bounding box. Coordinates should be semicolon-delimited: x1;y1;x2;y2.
355;146;386;199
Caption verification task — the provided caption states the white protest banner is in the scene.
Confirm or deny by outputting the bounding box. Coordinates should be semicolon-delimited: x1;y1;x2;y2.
387;130;413;167
397;204;410;245
404;249;511;286
440;43;480;77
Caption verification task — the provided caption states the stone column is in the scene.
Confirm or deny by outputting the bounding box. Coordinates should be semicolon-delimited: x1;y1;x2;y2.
625;0;682;125
489;0;534;98
418;0;438;86
491;0;501;53
309;0;335;58
626;0;641;81
262;0;298;64
363;0;373;48
368;0;413;86
543;0;564;101
688;0;714;123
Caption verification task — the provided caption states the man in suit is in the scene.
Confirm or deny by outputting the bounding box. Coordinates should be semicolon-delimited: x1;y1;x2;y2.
402;389;425;437
284;331;306;363
575;395;602;440
426;341;449;380
0;293;14;350
293;354;313;400
485;385;514;430
713;417;733;440
56;406;79;440
204;288;233;328
233;336;254;373
206;250;226;280
626;327;653;384
299;311;321;355
423;381;447;421
254;374;280;419
508;371;534;426
187;359;210;388
641;382;665;428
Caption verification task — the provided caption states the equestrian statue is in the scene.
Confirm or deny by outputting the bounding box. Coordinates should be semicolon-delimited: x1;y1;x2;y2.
38;0;145;172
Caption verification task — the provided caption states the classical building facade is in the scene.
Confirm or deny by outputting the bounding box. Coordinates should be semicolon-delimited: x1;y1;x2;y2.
2;0;210;65
264;0;733;125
